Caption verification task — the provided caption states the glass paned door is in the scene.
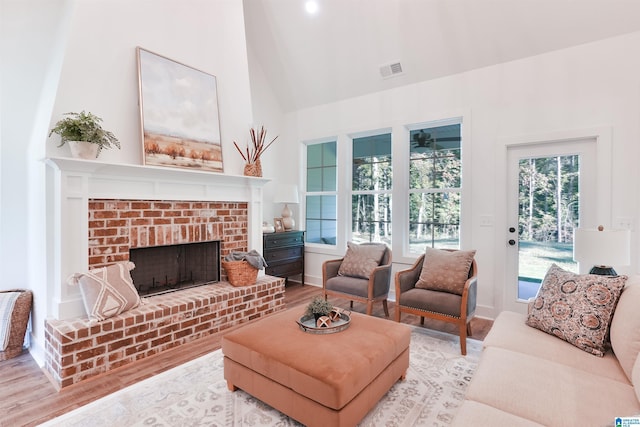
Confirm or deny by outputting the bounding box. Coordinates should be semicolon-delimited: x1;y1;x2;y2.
516;155;579;299
505;138;597;312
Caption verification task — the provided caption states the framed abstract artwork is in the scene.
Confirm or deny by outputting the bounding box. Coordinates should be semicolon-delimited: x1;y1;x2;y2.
136;47;224;172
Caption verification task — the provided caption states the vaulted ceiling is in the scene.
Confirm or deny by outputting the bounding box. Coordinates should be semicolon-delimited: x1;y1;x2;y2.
243;0;640;112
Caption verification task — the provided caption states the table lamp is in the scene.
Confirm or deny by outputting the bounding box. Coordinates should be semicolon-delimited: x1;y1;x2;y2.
573;226;630;276
275;184;299;231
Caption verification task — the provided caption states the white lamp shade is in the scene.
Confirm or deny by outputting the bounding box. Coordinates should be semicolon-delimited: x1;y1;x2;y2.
573;228;631;267
274;184;299;204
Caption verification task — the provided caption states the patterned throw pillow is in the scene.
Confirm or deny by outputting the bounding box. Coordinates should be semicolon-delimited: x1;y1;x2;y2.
337;242;387;279
415;248;476;295
526;264;627;357
69;261;141;322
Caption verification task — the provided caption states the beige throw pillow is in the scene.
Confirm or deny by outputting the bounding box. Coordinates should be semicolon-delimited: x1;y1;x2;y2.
69;261;141;322
526;264;627;357
337;242;387;279
610;279;640;380
415;248;476;295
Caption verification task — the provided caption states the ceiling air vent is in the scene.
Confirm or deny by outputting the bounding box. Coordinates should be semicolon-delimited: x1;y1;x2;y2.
380;62;404;79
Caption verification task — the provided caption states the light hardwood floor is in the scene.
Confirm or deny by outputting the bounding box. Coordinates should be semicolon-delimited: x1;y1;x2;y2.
1;283;493;427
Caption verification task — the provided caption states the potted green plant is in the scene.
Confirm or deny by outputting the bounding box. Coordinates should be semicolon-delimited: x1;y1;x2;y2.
305;296;334;322
49;111;121;159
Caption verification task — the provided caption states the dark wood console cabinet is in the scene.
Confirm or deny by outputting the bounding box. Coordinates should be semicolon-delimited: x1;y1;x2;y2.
263;230;304;285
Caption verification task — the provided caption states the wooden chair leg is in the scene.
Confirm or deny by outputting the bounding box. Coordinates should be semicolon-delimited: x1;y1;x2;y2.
467;321;473;337
382;299;389;317
394;308;401;322
350;301;354;309
420;316;425;325
366;301;373;315
459;322;468;356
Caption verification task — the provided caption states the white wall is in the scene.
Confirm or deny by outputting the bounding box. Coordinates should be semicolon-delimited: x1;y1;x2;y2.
1;0;74;363
2;0;254;364
48;0;253;175
245;41;291;225
283;31;640;318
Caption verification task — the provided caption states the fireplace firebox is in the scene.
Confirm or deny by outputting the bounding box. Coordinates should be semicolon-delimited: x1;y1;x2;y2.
129;240;220;296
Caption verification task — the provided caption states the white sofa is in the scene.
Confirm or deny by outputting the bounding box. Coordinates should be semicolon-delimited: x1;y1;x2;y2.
454;275;640;426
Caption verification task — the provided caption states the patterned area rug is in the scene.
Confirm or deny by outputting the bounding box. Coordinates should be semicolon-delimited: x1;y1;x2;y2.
39;327;482;426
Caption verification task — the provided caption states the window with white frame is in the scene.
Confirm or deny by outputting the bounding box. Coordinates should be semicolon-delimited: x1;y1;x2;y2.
408;123;462;252
351;133;392;244
305;141;337;245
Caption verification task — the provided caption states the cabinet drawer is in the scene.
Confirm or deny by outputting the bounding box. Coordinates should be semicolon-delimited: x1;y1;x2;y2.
264;246;303;264
266;260;303;277
264;232;304;249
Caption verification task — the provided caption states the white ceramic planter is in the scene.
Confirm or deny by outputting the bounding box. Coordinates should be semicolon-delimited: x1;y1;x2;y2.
68;141;100;159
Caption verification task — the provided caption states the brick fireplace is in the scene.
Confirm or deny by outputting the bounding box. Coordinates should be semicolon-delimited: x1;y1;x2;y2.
45;158;270;320
87;199;247;281
43;158;282;388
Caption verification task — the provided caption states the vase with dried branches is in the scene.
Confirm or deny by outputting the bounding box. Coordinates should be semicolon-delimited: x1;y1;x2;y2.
233;126;278;177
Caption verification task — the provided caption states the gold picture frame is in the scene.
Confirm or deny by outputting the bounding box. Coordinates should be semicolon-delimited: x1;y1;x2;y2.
274;217;285;233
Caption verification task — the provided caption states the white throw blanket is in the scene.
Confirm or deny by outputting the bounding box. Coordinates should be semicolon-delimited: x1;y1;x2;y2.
0;292;20;351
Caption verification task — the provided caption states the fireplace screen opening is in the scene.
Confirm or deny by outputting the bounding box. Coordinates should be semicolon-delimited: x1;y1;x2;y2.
129;240;220;297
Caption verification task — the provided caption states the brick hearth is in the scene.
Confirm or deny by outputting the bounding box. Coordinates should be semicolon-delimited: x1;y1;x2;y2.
43;196;280;388
45;276;285;389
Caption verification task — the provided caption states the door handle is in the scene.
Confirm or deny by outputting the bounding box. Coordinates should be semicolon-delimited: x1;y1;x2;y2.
508;239;516;246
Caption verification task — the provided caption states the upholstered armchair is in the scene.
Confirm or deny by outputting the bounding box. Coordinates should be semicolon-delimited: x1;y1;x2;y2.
395;248;477;355
322;242;392;316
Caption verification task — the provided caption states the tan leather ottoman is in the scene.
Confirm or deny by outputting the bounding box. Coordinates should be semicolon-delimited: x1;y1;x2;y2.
222;308;411;427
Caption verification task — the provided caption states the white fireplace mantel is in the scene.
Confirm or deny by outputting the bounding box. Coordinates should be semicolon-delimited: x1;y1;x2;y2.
45;157;269;320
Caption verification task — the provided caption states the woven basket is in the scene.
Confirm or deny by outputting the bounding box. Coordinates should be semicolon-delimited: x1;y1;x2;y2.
0;289;33;361
243;159;262;177
223;260;259;287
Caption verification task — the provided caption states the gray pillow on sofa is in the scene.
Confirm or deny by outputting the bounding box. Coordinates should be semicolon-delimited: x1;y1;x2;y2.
526;264;627;357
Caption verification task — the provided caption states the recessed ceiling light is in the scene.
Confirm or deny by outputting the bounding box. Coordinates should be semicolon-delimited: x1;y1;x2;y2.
305;0;318;14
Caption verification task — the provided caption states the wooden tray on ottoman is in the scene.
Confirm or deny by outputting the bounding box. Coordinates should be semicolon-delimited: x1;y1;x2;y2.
222;309;411;427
